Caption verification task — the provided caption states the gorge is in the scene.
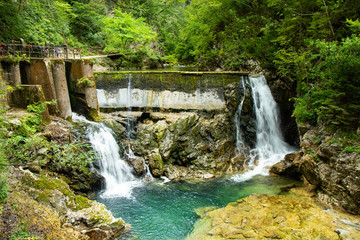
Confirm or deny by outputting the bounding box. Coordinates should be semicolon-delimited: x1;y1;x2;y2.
70;71;300;239
1;1;360;239
65;70;357;239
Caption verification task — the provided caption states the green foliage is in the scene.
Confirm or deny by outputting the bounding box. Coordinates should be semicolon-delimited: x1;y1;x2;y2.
101;8;159;67
48;141;97;174
0;176;8;204
70;1;107;45
77;77;93;87
1;54;30;64
9;224;34;240
0;96;96;184
20;0;73;45
1;0;360;130
0;1;26;42
293;35;360;129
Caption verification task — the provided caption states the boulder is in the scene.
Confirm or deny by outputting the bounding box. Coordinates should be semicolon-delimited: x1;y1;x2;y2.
132;112;239;180
270;153;301;180
188;193;341;240
5;167;128;239
125;155;146;176
287;125;360;214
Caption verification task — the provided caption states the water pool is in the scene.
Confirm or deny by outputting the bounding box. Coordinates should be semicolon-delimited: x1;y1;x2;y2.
95;175;299;240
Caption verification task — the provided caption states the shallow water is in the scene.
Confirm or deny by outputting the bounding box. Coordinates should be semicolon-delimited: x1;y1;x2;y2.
95;175;299;240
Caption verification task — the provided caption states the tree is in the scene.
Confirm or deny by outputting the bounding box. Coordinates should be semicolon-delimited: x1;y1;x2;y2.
101;8;158;67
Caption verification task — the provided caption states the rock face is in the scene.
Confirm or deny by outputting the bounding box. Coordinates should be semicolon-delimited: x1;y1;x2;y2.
267;76;299;147
272;126;360;214
96;73;302;180
130;112;243;180
188;193;341;240
0;167;128;240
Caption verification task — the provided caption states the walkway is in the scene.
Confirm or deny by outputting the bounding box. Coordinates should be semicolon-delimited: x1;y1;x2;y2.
0;42;81;60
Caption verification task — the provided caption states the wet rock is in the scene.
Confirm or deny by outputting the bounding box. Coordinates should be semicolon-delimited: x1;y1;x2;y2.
224;82;242;116
101;113;127;137
270;153;301;180
83;228;110;240
148;149;165;177
188;193;341;240
267;77;300;147
132;112;239;180
126;155;146;176
279;183;296;192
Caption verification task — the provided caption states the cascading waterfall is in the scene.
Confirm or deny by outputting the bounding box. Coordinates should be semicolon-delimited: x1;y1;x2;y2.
124;74;155;180
232;75;295;182
234;76;248;156
72;113;141;198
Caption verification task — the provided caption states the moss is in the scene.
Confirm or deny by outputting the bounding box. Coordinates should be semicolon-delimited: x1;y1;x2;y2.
32;175;73;196
73;195;91;210
4;191;82;240
50;59;64;65
80;202;115;225
88;108;101;122
95;71;247;93
35;189;53;203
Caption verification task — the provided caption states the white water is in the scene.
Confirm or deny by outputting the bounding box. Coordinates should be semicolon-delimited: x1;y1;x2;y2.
232;75;295;182
72;113;141;198
96;88;225;110
234;76;248;156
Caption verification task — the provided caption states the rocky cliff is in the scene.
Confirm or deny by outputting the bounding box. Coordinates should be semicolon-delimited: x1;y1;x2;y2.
96;73;301;181
271;125;360;214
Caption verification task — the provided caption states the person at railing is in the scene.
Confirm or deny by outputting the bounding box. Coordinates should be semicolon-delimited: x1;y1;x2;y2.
0;43;5;57
25;43;31;56
77;47;81;58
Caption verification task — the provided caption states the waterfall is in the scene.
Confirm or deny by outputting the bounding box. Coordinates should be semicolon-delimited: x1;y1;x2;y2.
234;76;247;156
232;75;295;182
72;113;141;198
127;74;132;110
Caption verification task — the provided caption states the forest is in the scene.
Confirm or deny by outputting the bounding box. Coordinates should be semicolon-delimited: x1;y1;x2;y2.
1;0;359;131
1;1;360;238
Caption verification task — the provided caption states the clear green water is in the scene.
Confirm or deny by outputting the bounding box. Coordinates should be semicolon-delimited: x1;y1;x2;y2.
95;175;299;240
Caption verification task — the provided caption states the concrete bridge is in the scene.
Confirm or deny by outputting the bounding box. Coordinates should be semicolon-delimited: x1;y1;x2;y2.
0;57;99;121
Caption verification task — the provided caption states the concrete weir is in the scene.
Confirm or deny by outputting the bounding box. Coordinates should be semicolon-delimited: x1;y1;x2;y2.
0;59;99;120
95;71;248;112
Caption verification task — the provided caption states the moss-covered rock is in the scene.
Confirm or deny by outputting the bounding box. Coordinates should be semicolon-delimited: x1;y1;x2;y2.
148;149;165;177
279;126;360;214
188;193;341;240
129;112;242;180
1;167;128;239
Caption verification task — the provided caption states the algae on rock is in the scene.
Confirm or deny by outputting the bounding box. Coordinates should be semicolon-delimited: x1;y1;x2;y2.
0;167;128;240
188;193;341;240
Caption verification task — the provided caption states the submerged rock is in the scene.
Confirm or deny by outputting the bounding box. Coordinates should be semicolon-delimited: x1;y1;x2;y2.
188;193;341;240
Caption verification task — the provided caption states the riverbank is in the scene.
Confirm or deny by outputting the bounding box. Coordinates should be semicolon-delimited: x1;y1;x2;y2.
0;109;128;239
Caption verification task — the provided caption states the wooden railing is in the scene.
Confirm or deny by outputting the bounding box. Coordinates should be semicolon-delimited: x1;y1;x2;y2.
0;43;81;59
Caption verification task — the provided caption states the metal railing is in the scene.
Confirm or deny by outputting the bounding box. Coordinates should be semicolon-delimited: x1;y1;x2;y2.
0;42;81;59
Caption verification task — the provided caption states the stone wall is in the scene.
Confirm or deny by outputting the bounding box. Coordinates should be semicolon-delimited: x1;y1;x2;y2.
67;60;99;120
95;71;246;111
22;60;58;114
0;59;98;120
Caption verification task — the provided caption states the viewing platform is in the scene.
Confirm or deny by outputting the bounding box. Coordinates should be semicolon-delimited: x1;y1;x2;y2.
0;40;81;60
